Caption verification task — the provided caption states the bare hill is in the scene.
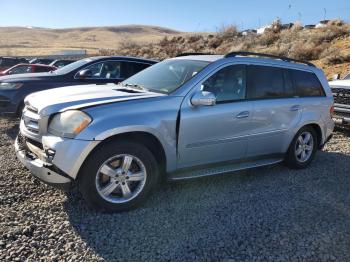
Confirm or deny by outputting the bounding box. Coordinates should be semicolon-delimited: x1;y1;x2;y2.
0;25;182;56
109;20;350;79
1;21;349;79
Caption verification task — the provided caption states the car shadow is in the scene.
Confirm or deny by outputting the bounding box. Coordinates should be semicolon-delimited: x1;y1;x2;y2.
1;117;20;141
335;125;350;136
63;150;350;261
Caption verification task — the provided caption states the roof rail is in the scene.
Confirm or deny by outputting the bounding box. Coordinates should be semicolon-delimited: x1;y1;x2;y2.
224;51;315;67
176;52;214;57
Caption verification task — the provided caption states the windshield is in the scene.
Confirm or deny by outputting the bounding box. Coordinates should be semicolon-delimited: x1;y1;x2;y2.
344;73;350;80
122;59;209;93
54;58;94;75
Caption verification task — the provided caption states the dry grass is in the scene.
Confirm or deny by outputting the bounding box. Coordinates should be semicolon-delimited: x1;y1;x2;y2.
1;21;350;79
0;25;182;56
111;20;350;79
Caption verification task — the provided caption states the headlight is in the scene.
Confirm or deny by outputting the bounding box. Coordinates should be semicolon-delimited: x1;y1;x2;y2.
48;110;92;138
0;82;23;90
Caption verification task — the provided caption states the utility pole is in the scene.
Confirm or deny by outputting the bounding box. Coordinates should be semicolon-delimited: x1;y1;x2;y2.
323;8;327;20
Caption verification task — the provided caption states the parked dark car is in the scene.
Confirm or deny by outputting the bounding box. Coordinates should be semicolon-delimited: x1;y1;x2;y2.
0;57;28;71
49;59;75;68
29;58;55;65
0;64;57;76
0;56;157;116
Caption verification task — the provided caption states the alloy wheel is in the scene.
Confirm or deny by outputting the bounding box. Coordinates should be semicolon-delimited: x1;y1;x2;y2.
95;154;147;203
295;131;314;163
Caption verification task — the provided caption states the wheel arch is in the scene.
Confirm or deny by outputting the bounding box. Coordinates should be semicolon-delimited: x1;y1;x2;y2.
76;131;168;181
285;122;324;152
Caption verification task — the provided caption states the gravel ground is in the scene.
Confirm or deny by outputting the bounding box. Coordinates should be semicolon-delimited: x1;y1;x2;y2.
1;118;350;262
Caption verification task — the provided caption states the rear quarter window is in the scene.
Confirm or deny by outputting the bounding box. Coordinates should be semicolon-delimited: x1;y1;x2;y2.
292;70;325;97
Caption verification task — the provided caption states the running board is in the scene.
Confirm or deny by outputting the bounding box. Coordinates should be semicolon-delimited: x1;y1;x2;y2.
168;158;283;181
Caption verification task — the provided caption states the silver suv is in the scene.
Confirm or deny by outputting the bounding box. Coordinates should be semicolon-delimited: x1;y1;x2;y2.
15;52;334;212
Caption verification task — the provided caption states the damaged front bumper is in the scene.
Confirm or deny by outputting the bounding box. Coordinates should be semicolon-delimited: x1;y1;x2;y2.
15;134;72;190
15;133;99;191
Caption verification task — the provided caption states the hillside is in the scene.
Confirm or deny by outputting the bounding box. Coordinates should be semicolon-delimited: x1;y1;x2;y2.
0;21;349;79
0;25;182;56
110;20;350;79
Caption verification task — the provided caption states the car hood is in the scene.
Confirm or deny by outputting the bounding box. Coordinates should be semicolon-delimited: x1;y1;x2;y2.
329;79;350;89
0;72;56;82
25;83;165;117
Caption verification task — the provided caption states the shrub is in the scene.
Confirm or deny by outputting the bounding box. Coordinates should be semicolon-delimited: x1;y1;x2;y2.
326;53;350;65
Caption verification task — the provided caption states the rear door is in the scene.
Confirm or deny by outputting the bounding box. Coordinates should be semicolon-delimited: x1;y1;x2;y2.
178;64;253;168
246;65;301;157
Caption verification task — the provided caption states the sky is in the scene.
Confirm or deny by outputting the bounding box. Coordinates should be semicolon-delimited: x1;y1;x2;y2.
0;0;349;32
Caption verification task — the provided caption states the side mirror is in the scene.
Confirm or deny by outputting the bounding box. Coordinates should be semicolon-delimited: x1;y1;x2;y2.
77;69;92;79
332;74;340;81
191;91;216;106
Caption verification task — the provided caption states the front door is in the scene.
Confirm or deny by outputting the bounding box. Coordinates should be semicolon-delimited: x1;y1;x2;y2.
178;64;253;168
77;60;124;84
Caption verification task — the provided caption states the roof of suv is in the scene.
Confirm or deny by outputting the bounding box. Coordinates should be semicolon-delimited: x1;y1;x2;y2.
88;56;159;63
173;55;224;62
172;52;317;71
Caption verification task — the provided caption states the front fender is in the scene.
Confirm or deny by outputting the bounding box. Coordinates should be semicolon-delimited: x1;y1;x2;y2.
76;96;183;172
93;125;177;172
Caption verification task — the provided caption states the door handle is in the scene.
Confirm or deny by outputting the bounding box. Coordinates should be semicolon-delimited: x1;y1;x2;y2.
290;105;301;111
236;111;250;118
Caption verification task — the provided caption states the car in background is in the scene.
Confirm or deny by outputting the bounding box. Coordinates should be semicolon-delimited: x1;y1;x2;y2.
15;52;334;212
49;59;75;68
0;56;157;116
29;58;55;65
0;57;28;71
0;64;57;76
329;73;350;126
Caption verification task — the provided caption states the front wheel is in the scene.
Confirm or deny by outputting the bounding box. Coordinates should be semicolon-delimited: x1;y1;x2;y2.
285;126;318;169
78;141;160;212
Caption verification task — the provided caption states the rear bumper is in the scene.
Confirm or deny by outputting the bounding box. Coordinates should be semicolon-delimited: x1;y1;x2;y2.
15;135;72;190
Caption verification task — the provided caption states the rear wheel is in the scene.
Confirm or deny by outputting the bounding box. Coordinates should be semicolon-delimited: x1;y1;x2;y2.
78;141;160;212
285;126;318;169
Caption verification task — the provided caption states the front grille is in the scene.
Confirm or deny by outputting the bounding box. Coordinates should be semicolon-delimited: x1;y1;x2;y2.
332;88;350;105
22;105;40;135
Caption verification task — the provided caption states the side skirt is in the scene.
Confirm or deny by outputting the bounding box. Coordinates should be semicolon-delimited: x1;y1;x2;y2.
168;156;284;181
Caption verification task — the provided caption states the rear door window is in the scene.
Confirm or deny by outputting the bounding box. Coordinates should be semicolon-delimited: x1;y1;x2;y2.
247;65;287;99
291;70;324;97
121;62;152;79
35;66;52;73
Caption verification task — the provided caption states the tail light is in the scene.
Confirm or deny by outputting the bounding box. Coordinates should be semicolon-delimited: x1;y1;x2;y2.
330;104;334;116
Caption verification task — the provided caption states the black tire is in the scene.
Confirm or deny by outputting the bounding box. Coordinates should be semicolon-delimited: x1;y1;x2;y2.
285;126;318;169
78;140;160;212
